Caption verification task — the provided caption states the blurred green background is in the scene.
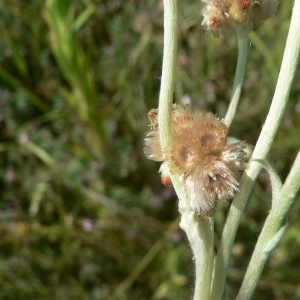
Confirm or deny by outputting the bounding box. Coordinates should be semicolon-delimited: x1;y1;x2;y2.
0;0;299;299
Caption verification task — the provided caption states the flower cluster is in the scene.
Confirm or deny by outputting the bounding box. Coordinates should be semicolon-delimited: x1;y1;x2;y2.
202;0;280;36
144;105;248;216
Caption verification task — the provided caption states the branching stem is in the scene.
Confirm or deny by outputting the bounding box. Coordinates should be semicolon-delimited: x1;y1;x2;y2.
236;151;300;300
224;23;251;127
210;1;300;299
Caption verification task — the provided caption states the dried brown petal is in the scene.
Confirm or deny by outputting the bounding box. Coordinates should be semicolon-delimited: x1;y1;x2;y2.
144;130;163;161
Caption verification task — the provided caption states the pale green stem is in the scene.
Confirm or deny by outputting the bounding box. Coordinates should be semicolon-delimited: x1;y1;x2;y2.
179;198;214;300
158;1;214;299
177;188;214;300
158;0;177;155
210;1;300;299
236;151;300;300
158;0;181;200
224;23;251;127
188;215;214;300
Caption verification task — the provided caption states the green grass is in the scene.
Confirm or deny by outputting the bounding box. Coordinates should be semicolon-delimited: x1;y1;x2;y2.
0;0;299;299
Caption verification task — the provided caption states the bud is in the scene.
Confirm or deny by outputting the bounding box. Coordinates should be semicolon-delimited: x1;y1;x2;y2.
202;5;228;36
229;0;254;24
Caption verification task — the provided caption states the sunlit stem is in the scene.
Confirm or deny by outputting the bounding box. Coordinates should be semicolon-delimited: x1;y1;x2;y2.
210;1;300;299
158;0;177;157
224;23;251;127
187;215;214;300
158;1;214;299
236;151;300;300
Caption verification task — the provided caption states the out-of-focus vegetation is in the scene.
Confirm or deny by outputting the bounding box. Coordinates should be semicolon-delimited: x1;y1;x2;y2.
0;0;299;299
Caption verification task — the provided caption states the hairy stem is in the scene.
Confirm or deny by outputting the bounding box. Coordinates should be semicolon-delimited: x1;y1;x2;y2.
224;23;251;127
158;1;214;299
158;0;177;156
210;1;300;299
192;217;214;300
179;202;214;300
236;151;300;300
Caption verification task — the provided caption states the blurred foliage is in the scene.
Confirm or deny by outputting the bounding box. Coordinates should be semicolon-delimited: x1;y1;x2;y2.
0;0;299;299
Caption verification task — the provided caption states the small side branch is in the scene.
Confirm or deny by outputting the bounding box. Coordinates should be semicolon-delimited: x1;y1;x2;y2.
224;24;251;127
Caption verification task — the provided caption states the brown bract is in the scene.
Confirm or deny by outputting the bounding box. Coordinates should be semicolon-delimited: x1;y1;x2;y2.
144;104;248;216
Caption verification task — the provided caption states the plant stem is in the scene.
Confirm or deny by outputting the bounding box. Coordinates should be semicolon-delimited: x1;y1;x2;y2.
224;23;251;127
210;1;300;299
158;1;214;299
158;0;177;157
185;215;214;300
177;192;214;300
236;151;300;300
178;196;214;300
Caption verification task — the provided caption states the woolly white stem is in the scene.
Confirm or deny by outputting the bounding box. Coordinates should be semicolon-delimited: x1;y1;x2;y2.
192;217;214;300
210;1;300;299
158;1;214;299
179;202;214;300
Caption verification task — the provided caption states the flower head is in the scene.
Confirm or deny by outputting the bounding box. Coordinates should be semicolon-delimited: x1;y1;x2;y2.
144;104;248;216
201;0;280;35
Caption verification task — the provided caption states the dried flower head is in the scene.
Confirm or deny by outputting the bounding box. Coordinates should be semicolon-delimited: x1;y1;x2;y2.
201;0;280;35
144;104;248;216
